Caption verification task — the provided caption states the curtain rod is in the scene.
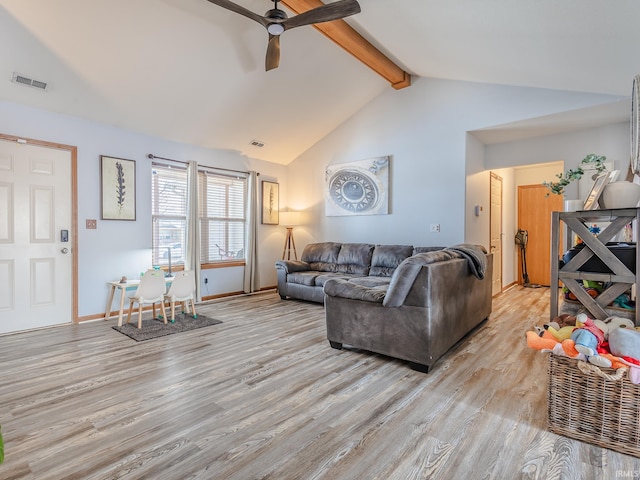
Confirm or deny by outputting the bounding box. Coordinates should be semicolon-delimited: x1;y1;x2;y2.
147;154;255;176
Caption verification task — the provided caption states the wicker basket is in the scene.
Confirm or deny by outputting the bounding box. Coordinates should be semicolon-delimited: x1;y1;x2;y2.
548;354;640;457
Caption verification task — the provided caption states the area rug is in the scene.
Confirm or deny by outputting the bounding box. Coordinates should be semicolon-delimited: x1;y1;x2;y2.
112;314;222;342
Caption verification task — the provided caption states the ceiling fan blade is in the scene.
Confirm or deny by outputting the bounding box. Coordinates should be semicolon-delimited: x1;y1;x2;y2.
205;0;267;27
266;34;281;71
282;0;361;30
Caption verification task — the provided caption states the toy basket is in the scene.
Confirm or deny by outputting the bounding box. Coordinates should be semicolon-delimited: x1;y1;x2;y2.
548;354;640;457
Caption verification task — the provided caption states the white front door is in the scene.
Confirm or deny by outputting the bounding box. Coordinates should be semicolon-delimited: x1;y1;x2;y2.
0;138;74;334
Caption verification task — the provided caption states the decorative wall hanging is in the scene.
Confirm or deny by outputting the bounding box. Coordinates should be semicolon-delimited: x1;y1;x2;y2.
325;156;390;216
261;180;279;224
101;155;136;221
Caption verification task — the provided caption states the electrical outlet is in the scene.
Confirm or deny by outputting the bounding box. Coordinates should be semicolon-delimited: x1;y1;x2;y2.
86;219;97;229
204;278;208;284
430;224;440;233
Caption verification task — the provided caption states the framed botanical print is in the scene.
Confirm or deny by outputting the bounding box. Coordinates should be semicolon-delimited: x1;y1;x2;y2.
101;155;136;220
261;181;279;225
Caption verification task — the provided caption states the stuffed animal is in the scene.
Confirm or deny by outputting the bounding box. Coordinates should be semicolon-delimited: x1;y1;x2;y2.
570;314;635;367
609;327;640;362
526;330;558;351
613;292;635;310
545;314;577;332
602;316;635;332
544;314;580;341
571;314;611;367
607;327;640;384
560;338;627;368
547;325;579;341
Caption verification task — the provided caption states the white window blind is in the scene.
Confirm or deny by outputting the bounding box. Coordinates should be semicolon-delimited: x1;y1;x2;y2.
198;169;247;263
151;163;188;267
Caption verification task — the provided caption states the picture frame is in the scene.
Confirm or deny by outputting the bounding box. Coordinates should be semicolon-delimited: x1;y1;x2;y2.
583;171;610;210
100;155;136;221
261;181;279;225
325;156;390;216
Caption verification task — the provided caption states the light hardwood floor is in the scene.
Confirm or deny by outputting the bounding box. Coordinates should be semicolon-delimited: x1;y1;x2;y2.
1;286;639;479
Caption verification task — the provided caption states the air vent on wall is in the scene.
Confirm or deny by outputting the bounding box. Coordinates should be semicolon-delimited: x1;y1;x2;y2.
11;72;48;91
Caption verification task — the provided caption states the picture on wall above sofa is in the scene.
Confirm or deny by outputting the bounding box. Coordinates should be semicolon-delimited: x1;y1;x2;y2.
325;156;389;216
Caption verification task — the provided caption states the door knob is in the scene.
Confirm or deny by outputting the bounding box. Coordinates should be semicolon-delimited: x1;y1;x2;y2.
61;247;69;254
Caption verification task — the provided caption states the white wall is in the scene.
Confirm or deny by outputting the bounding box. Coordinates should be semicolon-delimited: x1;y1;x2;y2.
486;123;629;201
1;77;629;316
0;100;287;318
286;77;623;255
482;123;630;288
465;133;490;248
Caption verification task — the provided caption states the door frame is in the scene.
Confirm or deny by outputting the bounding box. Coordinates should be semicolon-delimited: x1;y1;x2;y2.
516;184;563;286
0;133;78;322
489;172;503;295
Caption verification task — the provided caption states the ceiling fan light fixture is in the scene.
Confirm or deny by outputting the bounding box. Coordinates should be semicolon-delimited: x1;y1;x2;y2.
267;23;284;35
206;0;362;70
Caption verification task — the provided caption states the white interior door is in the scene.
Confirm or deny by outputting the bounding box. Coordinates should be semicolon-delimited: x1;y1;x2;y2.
0;139;73;334
490;172;503;296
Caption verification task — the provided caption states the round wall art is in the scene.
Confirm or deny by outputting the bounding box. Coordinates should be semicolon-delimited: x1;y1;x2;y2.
325;157;389;216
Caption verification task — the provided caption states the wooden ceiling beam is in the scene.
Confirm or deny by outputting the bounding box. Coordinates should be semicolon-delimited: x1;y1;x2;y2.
280;0;411;89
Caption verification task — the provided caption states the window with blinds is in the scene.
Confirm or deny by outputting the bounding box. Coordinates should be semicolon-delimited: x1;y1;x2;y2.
151;163;188;267
198;169;247;263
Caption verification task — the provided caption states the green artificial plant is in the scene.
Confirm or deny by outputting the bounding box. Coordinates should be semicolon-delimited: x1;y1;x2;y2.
0;425;4;464
543;153;608;195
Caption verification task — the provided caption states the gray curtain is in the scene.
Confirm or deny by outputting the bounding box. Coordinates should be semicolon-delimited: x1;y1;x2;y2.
185;160;202;301
244;171;259;293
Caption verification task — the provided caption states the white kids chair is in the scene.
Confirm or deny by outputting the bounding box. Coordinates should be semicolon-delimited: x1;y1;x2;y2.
125;269;168;329
164;270;197;323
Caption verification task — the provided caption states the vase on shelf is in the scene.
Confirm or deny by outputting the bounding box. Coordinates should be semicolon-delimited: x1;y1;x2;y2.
599;181;640;209
564;199;584;212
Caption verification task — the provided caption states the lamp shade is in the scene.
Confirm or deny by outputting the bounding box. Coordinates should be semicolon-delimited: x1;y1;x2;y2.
279;211;302;226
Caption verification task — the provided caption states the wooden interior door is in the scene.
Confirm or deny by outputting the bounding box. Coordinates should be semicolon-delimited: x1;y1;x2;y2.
490;173;503;296
517;185;563;286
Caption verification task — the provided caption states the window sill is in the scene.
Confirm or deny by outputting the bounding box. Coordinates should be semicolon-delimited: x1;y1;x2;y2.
202;261;245;269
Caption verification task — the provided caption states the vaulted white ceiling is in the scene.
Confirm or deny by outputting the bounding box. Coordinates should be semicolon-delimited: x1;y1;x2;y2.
1;0;638;164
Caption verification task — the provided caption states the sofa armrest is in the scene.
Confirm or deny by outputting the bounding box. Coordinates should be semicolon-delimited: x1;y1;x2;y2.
324;278;386;304
275;259;310;274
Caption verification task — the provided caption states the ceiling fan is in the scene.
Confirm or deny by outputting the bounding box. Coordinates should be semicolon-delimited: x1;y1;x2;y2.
206;0;361;71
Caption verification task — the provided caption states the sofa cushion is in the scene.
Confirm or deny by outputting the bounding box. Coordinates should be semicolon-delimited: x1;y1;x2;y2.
287;271;320;286
324;278;387;303
348;276;392;288
413;246;445;255
335;243;374;275
301;242;342;272
369;245;414;277
314;273;360;287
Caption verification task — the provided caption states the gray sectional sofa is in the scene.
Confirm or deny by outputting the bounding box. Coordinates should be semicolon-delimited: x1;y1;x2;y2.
275;242;444;303
275;242;493;373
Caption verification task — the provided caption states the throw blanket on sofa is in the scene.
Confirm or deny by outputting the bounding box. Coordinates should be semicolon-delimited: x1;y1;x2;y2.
444;244;487;280
382;244;487;307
